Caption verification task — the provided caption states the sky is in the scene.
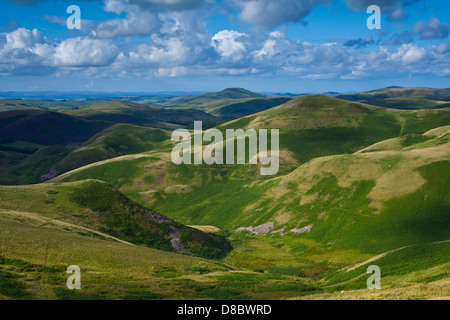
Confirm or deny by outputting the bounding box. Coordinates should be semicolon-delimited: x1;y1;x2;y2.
0;0;449;93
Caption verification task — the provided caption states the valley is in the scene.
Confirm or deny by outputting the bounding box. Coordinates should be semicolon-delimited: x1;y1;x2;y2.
0;87;449;300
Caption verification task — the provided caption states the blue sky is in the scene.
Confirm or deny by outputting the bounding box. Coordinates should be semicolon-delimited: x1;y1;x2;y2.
0;0;449;93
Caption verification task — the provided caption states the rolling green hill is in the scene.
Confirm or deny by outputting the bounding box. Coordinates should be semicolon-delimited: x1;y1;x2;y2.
0;109;110;146
2;91;450;300
163;88;265;107
0;109;112;185
0;180;231;259
338;87;450;110
54;95;450;192
55;124;170;173
159;88;290;116
16;124;450;299
0;99;88;112
217;97;292;118
62;100;217;129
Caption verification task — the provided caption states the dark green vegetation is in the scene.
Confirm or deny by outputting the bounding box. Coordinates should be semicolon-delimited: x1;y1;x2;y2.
0;99;89;112
0;109;110;145
62;100;217;129
217;97;292;117
0;109;111;184
56;124;169;173
0;88;449;300
0;180;231;259
0;120;172;185
338;87;450;110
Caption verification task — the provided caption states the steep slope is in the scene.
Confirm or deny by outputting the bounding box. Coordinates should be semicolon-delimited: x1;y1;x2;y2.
0;179;231;259
63;100;217;129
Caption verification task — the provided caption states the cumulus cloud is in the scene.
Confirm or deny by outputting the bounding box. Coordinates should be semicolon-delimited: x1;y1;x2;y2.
211;30;247;60
53;38;119;67
0;28;119;73
3;28;45;50
253;31;286;57
412;16;449;39
1;25;449;81
389;43;427;65
232;0;329;29
126;38;189;66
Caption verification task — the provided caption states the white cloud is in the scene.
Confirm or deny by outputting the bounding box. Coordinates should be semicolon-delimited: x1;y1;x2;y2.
253;31;285;57
4;28;44;50
211;30;247;60
53;38;119;67
0;25;448;81
389;43;426;66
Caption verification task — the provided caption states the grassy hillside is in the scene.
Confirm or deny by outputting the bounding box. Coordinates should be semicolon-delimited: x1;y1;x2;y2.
2;92;449;300
217;97;291;117
163;88;264;107
338;87;450;110
54;95;450;192
0;109;110;146
50;100;449;299
0;110;112;185
55;124;170;173
0;212;331;300
0;99;88;112
63;100;217;129
0;180;231;259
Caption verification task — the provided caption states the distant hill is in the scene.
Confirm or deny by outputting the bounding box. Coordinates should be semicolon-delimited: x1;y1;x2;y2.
338;87;450;110
165;88;264;106
0;109;110;145
160;88;298;117
160;88;275;115
217;97;292;117
0;99;88;112
63;100;217;129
